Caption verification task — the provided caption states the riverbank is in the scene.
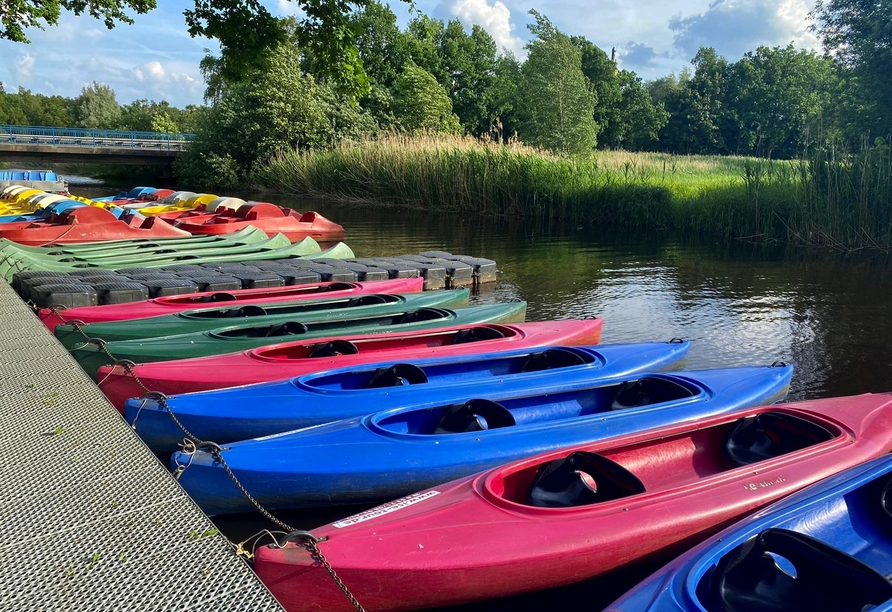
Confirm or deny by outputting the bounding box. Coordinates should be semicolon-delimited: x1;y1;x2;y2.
256;135;892;252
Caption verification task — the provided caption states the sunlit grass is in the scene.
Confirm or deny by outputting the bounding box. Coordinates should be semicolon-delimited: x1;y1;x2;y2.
256;134;892;251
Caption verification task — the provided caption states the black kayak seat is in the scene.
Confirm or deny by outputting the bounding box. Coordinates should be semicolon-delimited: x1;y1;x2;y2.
433;399;515;434
228;305;267;317
198;292;238;303
521;348;587;372
366;363;428;388
725;412;835;468
610;377;695;411
264;321;308;337
308;339;360;358
451;326;506;345
703;528;892;612
398;308;447;324
527;451;646;508
325;282;355;291
347;294;389;307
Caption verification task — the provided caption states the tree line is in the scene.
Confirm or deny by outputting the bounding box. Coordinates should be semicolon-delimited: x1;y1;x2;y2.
0;82;202;134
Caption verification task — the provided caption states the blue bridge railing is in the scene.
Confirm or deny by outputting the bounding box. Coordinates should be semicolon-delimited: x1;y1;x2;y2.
0;124;195;151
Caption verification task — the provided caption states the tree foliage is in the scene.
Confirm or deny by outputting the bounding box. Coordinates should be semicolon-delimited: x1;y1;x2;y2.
517;11;598;154
391;62;462;135
72;81;122;129
1;0;154;42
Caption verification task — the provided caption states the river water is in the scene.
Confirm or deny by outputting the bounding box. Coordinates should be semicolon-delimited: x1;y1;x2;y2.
76;186;892;609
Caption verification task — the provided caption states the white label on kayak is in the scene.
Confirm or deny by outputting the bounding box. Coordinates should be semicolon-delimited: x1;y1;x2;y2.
333;491;440;528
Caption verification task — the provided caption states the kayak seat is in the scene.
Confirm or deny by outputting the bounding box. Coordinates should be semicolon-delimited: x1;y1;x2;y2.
264;322;309;337
398;308;448;324
451;326;506;345
725;413;834;468
324;282;356;291
227;305;267;317
610;377;695;411
198;292;238;303
433;399;515;434
521;348;587;372
367;363;428;388
527;451;646;508
308;340;359;358
347;295;390;307
702;528;892;612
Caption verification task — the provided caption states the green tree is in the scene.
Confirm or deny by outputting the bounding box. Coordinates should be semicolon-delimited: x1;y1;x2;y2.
810;0;892;134
489;52;522;141
609;70;669;149
722;45;834;157
1;0;154;42
517;10;598;153
72;81;121;129
175;43;374;190
572;37;621;144
391;61;462;134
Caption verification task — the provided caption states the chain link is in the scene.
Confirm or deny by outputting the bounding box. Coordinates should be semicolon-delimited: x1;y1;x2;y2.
113;355;366;612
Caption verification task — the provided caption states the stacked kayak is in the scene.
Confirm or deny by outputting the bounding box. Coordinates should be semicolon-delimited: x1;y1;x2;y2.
99;319;604;409
39;277;424;329
253;392;892;612
127;340;679;451
170;361;793;514
606;406;892;612
0;230;353;281
165;202;344;243
67;299;527;379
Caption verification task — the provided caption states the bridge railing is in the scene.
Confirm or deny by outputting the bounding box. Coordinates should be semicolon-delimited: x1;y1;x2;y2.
0;125;195;151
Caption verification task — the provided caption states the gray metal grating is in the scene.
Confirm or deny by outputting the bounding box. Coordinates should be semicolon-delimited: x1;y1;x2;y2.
0;279;285;611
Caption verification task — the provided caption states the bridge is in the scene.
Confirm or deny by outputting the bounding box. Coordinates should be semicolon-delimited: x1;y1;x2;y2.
0;124;194;166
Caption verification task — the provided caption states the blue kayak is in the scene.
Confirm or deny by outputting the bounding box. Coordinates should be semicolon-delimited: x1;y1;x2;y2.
606;450;892;612
129;340;691;452
171;362;793;515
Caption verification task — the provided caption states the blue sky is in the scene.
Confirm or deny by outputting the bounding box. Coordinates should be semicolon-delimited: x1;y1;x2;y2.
0;0;820;109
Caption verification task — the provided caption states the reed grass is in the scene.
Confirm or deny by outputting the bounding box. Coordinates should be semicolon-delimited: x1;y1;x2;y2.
255;134;892;252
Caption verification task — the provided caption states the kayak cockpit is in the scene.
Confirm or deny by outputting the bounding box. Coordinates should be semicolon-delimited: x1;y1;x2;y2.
302;347;598;391
371;376;706;436
178;294;396;319
483;410;838;510
251;325;513;361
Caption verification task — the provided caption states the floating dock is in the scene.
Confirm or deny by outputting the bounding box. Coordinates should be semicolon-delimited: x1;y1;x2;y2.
0;278;284;610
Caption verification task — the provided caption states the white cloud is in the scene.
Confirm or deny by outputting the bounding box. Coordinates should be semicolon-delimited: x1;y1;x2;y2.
277;0;302;16
450;0;525;57
670;0;819;60
12;53;36;83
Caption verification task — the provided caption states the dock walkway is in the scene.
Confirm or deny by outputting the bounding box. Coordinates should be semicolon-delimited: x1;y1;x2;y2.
0;278;284;610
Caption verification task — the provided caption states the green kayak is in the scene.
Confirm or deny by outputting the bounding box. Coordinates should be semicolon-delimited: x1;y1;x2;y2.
0;240;354;282
0;226;268;255
70;302;527;380
56;289;470;349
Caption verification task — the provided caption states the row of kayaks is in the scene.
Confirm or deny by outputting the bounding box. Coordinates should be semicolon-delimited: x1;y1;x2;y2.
0;185;344;244
38;263;892;611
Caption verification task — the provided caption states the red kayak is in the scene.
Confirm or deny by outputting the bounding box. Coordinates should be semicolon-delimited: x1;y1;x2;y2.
97;319;603;410
0;206;190;246
39;278;424;330
254;393;892;612
171;202;344;243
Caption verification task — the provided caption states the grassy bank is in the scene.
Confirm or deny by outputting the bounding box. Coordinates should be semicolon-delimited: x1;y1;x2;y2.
256;135;892;252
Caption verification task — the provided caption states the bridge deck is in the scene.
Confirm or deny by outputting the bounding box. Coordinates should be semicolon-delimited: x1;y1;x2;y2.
0;278;284;611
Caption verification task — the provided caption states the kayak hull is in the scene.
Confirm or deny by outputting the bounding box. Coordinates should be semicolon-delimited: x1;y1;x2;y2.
253;393;892;612
69;302;527;380
126;338;676;451
170;363;793;514
99;319;604;410
56;289;470;349
39;278;424;330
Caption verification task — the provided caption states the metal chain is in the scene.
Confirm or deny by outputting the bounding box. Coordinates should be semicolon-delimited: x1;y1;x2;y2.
113;357;366;612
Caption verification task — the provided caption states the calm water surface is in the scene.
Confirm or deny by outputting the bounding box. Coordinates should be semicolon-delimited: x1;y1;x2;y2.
79;186;892;610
